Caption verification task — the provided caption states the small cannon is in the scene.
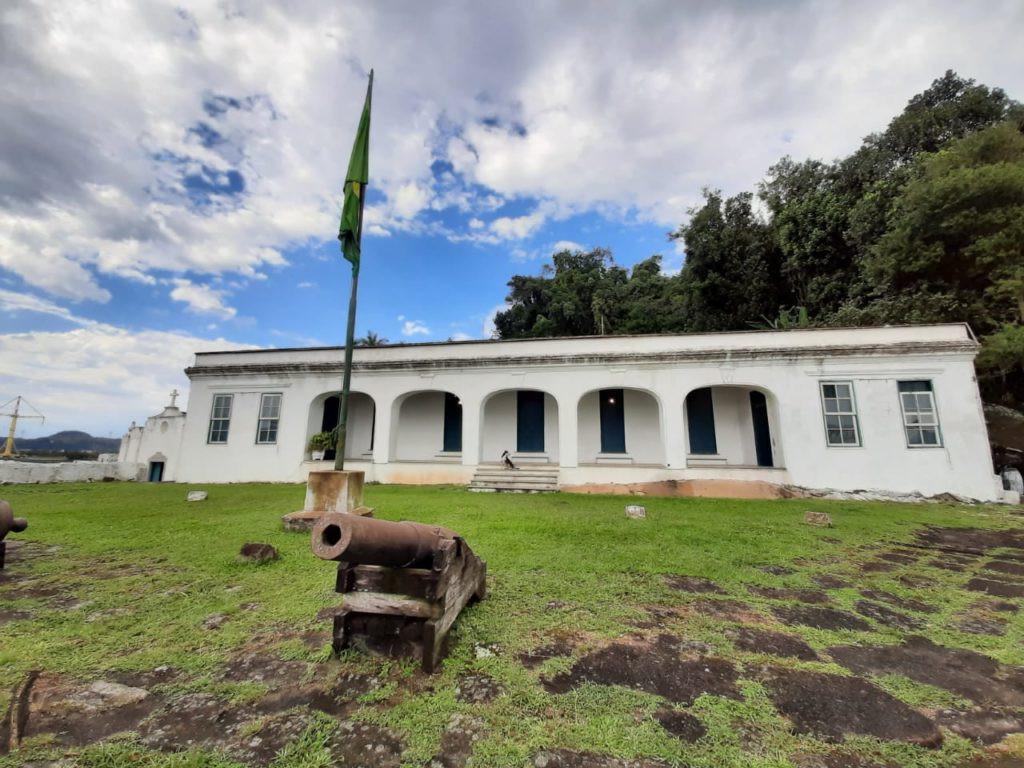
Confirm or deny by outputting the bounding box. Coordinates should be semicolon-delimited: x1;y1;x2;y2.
312;513;486;672
0;500;28;570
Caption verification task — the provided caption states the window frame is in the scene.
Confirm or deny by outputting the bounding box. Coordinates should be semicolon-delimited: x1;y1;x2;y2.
207;393;233;445
897;380;943;449
255;392;283;445
819;380;862;448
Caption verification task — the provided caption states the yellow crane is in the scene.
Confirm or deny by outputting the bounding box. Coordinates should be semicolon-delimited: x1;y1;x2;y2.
1;396;45;459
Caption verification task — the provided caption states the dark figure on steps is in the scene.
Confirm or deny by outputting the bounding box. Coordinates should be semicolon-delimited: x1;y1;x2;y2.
501;450;517;470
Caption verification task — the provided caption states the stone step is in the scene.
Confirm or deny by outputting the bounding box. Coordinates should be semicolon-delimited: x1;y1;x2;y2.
471;471;559;480
468;484;558;493
468;463;560;492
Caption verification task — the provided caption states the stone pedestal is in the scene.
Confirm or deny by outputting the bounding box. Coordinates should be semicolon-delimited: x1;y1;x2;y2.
282;470;373;532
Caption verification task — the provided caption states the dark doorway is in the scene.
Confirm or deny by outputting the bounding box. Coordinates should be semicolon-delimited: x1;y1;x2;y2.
322;395;339;460
516;391;545;452
599;389;626;453
686;388;717;454
320;394;374;460
749;391;774;467
443;393;462;452
148;461;165;482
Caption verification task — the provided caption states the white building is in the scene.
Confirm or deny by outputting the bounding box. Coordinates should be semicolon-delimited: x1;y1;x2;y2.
119;323;1007;501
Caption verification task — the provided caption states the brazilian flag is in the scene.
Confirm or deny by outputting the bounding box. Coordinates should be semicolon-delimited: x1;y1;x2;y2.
339;71;372;269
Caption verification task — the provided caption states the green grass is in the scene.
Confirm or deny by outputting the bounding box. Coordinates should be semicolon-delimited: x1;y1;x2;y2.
0;482;1022;767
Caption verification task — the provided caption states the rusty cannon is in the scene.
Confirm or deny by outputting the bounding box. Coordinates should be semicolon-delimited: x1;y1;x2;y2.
0;500;28;570
311;513;486;672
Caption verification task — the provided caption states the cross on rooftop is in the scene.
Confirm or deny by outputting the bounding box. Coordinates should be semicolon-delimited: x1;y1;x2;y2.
169;389;180;407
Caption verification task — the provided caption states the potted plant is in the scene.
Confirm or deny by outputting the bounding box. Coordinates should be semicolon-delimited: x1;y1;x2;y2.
308;432;334;461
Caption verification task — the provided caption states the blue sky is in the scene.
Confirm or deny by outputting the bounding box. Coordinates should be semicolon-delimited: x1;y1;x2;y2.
2;0;1023;436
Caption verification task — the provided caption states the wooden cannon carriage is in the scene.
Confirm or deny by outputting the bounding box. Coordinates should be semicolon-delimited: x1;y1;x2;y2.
311;513;486;672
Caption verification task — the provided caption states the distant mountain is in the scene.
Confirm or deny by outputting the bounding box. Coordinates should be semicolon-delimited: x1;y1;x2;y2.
15;431;120;454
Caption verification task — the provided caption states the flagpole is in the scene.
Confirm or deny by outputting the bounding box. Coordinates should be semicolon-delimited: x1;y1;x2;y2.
335;69;372;471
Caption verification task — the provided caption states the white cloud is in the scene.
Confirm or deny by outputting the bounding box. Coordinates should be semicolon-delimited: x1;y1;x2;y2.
297;281;315;289
400;318;430;337
450;331;473;341
2;0;1023;306
0;323;252;436
551;240;585;253
0;288;95;325
488;210;547;240
169;279;236;319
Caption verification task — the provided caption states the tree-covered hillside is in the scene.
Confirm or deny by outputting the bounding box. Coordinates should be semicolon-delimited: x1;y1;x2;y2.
493;71;1024;408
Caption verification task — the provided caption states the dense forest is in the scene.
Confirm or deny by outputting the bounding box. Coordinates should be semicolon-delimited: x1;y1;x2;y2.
493;72;1024;409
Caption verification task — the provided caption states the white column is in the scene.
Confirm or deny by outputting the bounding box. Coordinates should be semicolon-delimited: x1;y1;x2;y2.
372;394;394;464
460;394;482;467
662;391;686;470
557;393;579;468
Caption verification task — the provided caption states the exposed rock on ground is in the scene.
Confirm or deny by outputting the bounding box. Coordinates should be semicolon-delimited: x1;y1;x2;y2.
543;634;739;706
761;668;942;747
772;605;871;632
653;707;706;742
727;626;818;660
238;542;279;564
747;585;830;604
663;575;725;594
533;749;672;768
455;673;502;704
853;600;923;631
829;636;1024;707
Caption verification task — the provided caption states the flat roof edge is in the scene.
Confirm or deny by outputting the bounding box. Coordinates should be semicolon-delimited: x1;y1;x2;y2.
193;323;975;357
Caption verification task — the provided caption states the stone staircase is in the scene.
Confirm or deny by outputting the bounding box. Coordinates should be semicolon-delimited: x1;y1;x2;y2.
468;464;560;493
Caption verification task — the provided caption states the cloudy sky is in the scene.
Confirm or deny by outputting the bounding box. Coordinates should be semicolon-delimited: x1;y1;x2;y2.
2;0;1023;436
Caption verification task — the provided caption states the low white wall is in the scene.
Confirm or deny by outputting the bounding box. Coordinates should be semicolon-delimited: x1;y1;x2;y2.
0;460;143;484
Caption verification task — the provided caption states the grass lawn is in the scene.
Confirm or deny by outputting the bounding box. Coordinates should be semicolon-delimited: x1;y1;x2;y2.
1;482;1023;767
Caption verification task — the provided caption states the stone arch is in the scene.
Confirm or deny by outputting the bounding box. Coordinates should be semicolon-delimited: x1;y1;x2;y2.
389;389;464;462
479;388;559;464
681;383;784;468
305;390;376;461
576;387;665;466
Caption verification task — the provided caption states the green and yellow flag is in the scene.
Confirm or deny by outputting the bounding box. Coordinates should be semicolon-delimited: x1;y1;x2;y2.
338;71;372;269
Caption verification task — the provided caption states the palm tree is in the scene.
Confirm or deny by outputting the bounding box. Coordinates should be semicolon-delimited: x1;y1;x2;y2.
356;331;389;347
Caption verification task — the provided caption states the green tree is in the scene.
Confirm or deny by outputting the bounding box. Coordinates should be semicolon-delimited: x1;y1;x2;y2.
862;122;1024;332
356;331;388;346
760;159;858;317
494;248;627;338
669;190;785;331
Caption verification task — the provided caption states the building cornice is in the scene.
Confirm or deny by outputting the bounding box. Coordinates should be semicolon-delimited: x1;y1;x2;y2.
185;340;978;379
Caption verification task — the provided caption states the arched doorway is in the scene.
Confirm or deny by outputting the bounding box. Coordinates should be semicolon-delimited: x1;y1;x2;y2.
392;390;463;462
577;388;665;465
306;391;375;461
684;385;783;468
480;389;559;464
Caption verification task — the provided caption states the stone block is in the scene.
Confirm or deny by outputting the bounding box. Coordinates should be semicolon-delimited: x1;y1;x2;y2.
625;504;647;519
804;511;833;527
186;490;207;502
238;542;279;563
304;470;365;513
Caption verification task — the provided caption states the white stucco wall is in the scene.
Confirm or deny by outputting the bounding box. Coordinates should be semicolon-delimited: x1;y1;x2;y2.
126;324;1001;500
